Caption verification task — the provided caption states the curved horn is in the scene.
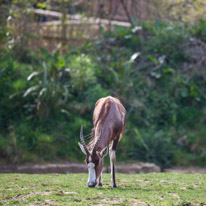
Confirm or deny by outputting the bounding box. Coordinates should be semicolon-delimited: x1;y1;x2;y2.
92;124;103;154
80;125;90;155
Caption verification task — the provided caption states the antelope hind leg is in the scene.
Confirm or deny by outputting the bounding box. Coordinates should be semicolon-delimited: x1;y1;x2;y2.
98;173;103;187
110;135;121;188
110;148;116;188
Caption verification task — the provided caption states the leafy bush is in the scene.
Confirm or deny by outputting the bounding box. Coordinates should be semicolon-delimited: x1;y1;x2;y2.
192;19;206;42
1;19;206;168
129;128;174;169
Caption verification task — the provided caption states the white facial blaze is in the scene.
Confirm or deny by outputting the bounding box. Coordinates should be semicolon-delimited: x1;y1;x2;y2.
88;156;96;186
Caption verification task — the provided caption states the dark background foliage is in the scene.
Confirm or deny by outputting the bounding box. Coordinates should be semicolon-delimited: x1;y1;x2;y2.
0;0;206;169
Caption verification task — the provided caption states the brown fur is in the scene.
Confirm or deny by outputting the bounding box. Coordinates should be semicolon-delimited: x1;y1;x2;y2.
80;96;126;187
87;96;126;152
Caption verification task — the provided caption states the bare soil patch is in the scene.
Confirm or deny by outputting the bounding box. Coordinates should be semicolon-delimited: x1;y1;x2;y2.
10;191;53;200
0;162;160;174
164;167;206;174
1;162;206;174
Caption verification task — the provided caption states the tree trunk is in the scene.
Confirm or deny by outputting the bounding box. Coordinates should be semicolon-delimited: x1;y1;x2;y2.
60;0;67;54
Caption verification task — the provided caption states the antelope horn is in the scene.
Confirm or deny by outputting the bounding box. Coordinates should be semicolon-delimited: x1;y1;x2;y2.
92;124;103;154
80;125;90;155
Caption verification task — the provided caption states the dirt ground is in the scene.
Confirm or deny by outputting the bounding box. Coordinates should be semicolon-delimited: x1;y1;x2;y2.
0;162;206;174
0;162;160;174
164;167;206;174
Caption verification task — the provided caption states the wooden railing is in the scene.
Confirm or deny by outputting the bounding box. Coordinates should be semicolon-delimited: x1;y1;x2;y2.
23;8;131;52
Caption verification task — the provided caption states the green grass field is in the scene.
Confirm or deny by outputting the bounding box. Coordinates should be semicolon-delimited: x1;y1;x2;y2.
0;173;205;205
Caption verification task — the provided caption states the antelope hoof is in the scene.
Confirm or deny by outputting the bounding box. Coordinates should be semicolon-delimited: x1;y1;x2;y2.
98;183;103;187
112;184;117;188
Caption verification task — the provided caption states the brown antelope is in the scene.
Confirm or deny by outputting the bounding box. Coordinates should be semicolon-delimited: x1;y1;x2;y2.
78;96;126;188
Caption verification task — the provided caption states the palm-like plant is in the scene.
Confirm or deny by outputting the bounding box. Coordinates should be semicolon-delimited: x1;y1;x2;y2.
23;50;71;120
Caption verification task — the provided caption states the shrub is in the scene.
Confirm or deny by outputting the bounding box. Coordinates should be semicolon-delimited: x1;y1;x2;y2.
129;128;174;169
1;19;206;168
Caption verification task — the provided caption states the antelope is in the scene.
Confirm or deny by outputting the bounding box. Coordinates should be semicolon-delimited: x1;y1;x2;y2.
78;96;126;188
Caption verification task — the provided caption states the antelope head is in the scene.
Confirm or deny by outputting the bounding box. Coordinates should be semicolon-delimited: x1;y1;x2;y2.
78;125;108;187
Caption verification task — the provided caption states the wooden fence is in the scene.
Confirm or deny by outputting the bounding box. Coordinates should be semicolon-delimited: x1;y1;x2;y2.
18;6;131;52
14;0;206;52
11;0;162;52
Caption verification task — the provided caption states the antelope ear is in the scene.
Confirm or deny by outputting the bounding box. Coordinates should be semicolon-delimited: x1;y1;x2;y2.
78;142;87;155
99;147;108;158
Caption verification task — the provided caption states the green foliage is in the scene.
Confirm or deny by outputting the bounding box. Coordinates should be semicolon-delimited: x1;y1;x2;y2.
0;19;206;168
192;19;206;42
68;54;97;91
0;54;29;129
23;49;71;121
130;128;174;169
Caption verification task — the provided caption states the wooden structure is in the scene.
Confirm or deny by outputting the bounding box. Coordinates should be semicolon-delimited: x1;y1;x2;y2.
26;8;131;52
13;0;158;52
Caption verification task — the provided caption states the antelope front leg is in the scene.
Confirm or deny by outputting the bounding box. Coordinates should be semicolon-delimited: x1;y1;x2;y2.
109;149;116;188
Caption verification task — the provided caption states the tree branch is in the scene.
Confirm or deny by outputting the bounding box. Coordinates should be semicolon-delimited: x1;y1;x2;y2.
120;0;134;26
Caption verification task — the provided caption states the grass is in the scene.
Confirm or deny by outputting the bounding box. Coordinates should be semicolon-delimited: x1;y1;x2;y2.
0;173;205;205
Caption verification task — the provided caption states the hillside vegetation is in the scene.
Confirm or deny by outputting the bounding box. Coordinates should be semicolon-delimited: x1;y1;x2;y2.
0;18;206;168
